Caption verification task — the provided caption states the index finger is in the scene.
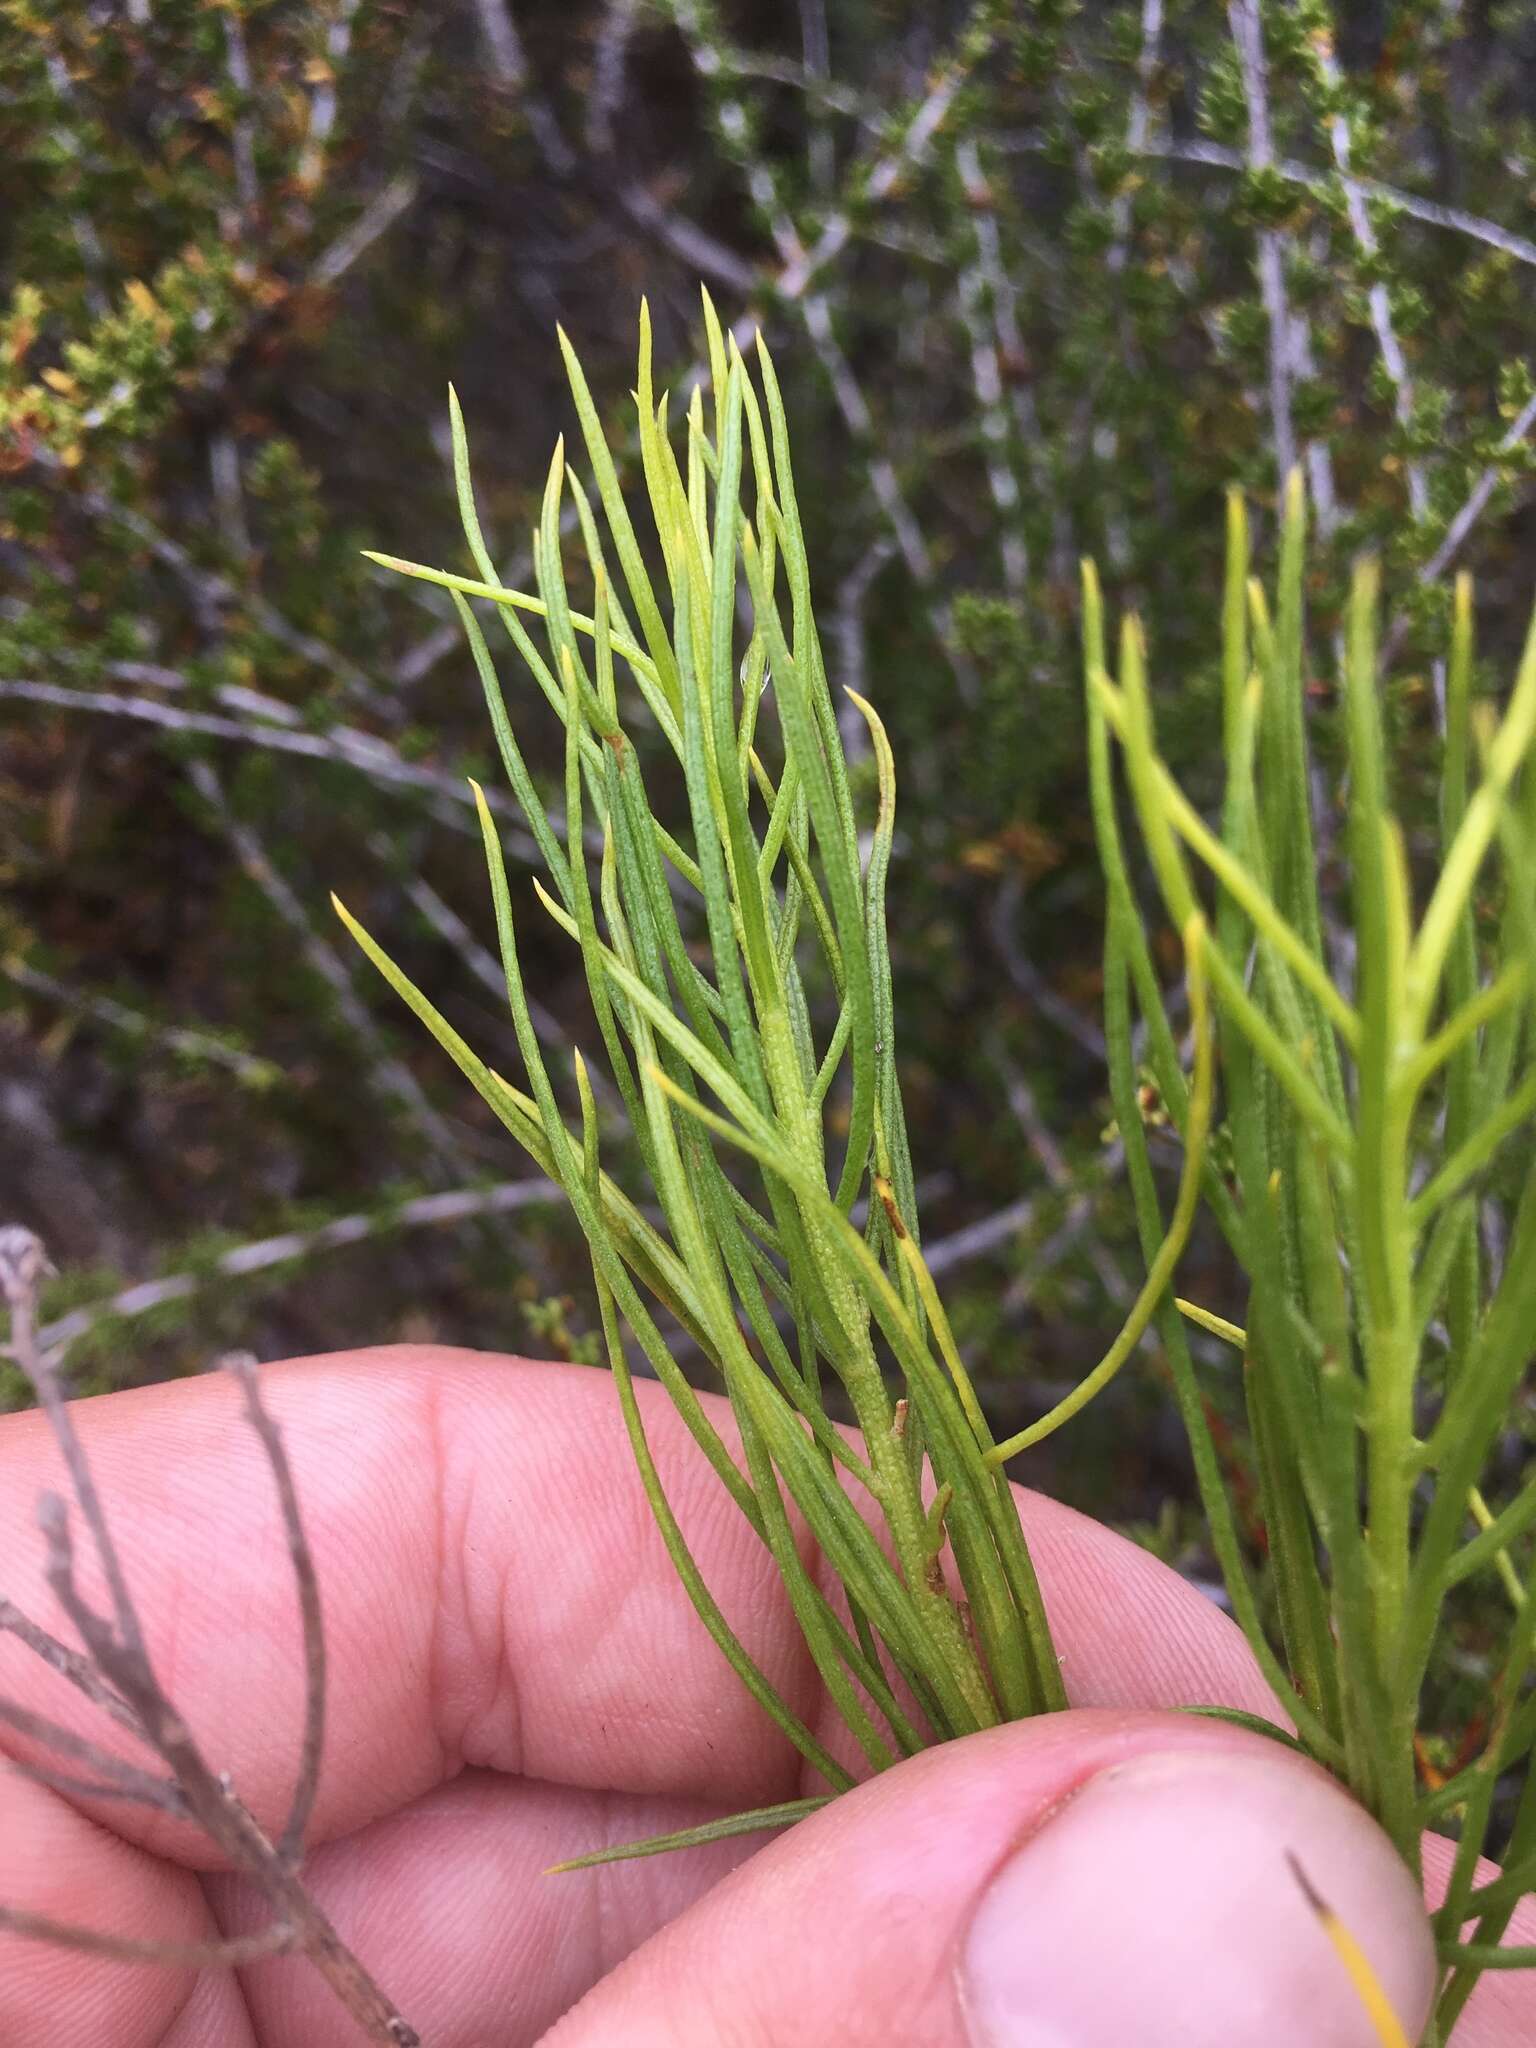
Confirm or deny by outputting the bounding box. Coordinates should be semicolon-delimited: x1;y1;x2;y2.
0;1345;1277;1862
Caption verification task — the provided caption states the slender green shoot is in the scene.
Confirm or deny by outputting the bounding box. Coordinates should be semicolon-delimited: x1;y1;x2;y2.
343;303;1076;1846
1088;487;1536;2039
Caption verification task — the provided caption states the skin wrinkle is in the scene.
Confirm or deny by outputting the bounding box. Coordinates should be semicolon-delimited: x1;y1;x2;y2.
691;1757;970;2048
190;1873;258;2043
200;1768;762;2041
0;1766;219;2044
375;1391;442;1774
182;1405;293;1821
157;1959;258;2048
592;1788;612;2003
944;1742;1111;2039
577;1545;679;1765
516;1357;822;1800
686;1456;824;1758
373;1348;812;1803
422;1361;513;1785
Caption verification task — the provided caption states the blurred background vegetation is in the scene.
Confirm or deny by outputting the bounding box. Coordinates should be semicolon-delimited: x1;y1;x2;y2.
2;0;1534;1611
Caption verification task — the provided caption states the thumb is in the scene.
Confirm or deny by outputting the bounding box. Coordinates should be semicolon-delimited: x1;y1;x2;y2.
546;1709;1436;2047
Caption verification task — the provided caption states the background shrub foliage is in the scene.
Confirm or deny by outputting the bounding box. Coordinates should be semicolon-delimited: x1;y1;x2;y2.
2;0;1536;1779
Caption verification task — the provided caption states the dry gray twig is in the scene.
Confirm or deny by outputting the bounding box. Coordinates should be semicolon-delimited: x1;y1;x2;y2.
1012;133;1536;276
0;1696;185;1814
187;758;474;1186
226;1353;325;1867
1414;387;1536;590
0;1595;139;1736
219;7;261;216
297;0;365;194
0;675;544;859
0;1225;420;2045
472;0;577;176
1313;44;1428;525
309;170;421;291
2;958;280;1088
27;1177;563;1367
953;141;1073;591
1228;0;1336;526
587;0;641;154
0;1907;297;1971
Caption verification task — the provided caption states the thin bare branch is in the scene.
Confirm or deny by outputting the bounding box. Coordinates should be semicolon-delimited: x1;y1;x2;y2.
1115;0;1163;256
988;877;1108;1063
1380;385;1536;666
587;0;641;154
694;45;871;123
0;674;412;786
53;480;391;716
392;618;463;689
833;536;897;763
772;14;992;305
1081;134;1536;274
42;54;109;317
2;959;279;1088
1313;40;1428;523
954;168;1029;601
0;677;544;858
671;0;993;316
614;182;761;293
309;171;421;291
0;1598;139;1736
1230;0;1305;503
1001;1191;1106;1317
472;0;577;176
999;1055;1074;1191
953;140;1073;589
671;5;980;695
1416;388;1536;588
29;1178;563;1364
186;757;474;1185
0;1907;296;1969
219;8;261;216
4;1760;175;1811
993;1057;1132;1310
0;1223;421;2044
922;1195;1039;1277
0;1697;184;1814
2;1231;149;1670
298;0;364;192
797;292;933;583
209;430;252;562
224;1356;324;1866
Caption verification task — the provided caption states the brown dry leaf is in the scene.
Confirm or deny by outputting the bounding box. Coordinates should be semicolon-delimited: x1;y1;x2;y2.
959;821;1062;878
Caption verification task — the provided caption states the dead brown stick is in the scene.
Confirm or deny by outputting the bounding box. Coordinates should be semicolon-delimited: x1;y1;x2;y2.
0;1226;421;2046
0;1696;184;1814
0;1907;297;1969
225;1352;324;1866
0;1594;140;1735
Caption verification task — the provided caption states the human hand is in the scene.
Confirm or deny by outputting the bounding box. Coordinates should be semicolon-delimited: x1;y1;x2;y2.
1;1346;1531;2045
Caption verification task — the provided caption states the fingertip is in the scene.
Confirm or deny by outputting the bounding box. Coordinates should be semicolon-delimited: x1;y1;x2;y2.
549;1713;1437;2048
962;1740;1433;2047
